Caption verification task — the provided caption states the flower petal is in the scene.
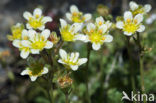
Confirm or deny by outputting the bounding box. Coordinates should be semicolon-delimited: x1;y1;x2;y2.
144;4;152;13
13;40;21;48
104;35;113;42
96;16;104;25
92;43;101;51
78;58;87;65
116;21;124;29
70;53;75;61
66;13;72;21
31;49;40;54
70;23;82;34
28;29;36;41
124;32;132;36
73;53;79;63
58;59;65;64
70;65;78;71
30;76;38;82
60;19;67;28
137;25;145;32
129;1;138;11
21;69;29;75
38;25;45;31
20;50;30;59
74;34;87;41
84;35;90;42
84;13;92;22
22;29;29;38
41;29;50;40
87;23;95;32
21;40;31;47
134;14;143;24
59;49;67;60
23;11;32;20
26;24;32;29
99;24;107;33
42;67;49;74
70;5;79;13
45;41;53;49
42;16;52;24
124;11;133;21
33;8;42;17
106;21;112;29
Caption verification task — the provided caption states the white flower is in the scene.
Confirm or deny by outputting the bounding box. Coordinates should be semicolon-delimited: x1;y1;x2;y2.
96;16;112;29
23;8;52;30
129;1;152;15
60;19;86;41
66;5;92;23
58;49;87;71
25;29;53;54
116;11;145;36
85;17;113;51
21;67;48;81
7;23;24;41
13;39;31;59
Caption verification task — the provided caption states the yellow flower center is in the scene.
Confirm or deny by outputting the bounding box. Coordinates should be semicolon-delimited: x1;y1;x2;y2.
123;21;139;33
31;41;46;50
28;69;43;76
99;21;103;25
60;29;75;41
19;46;30;52
89;33;105;44
71;12;84;23
63;54;78;66
12;28;22;39
28;17;43;29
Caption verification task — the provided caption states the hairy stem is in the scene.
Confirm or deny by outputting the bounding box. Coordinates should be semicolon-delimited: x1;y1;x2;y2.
126;37;136;103
65;94;69;103
85;43;91;103
136;33;146;103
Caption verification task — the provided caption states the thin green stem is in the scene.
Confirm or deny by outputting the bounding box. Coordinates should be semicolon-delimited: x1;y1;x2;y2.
126;37;136;103
85;43;91;103
136;33;146;103
65;94;69;103
48;84;54;103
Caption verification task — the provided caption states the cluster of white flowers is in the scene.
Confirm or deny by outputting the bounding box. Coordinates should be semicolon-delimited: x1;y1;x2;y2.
60;6;113;50
8;8;54;81
116;1;151;36
8;2;151;81
10;8;53;59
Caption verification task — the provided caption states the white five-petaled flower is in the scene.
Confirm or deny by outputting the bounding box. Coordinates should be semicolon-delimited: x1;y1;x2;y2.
12;30;31;59
23;8;52;30
116;11;145;36
129;1;151;15
60;19;86;42
22;29;53;54
84;17;113;51
12;29;53;59
96;16;112;29
66;5;92;23
21;67;48;81
58;49;87;71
